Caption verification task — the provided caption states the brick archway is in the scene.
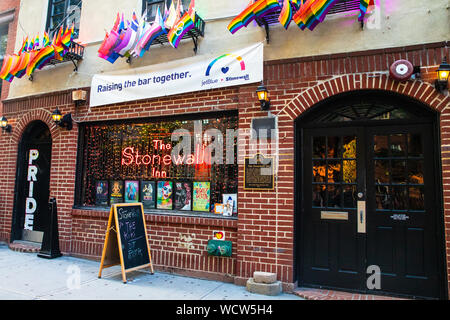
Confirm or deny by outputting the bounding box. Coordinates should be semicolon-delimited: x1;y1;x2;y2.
288;73;450;298
11;108;59;145
278;74;450;120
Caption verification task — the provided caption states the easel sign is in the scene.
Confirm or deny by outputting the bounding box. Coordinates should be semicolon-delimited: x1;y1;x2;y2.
98;203;154;283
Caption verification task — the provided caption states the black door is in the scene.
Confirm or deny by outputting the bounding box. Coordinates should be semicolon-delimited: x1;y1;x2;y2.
12;121;52;243
297;91;445;299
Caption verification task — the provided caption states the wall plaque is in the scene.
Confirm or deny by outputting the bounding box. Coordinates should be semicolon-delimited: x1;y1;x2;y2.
244;154;274;190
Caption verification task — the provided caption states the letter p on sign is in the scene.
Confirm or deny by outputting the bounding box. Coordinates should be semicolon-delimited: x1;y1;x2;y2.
29;149;39;164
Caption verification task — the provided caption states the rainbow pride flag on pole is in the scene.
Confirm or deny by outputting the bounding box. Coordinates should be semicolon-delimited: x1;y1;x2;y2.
167;11;195;48
279;0;293;29
227;0;281;34
293;0;339;31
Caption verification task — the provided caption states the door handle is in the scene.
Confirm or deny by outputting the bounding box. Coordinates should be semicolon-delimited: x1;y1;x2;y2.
357;201;366;234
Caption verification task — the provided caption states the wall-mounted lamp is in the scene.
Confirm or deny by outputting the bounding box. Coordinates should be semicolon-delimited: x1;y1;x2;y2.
52;108;73;131
256;83;270;111
435;57;450;93
72;89;87;107
0;116;12;133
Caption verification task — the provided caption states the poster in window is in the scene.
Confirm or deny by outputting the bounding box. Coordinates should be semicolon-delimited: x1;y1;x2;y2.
222;193;237;214
157;181;173;210
124;180;139;203
174;182;192;211
110;180;124;204
193;182;210;212
95;180;109;206
140;181;156;209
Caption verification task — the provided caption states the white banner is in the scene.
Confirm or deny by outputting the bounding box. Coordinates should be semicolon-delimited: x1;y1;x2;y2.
90;43;264;107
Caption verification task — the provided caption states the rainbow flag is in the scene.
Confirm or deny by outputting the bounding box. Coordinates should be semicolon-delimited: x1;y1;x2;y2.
19;37;28;54
358;0;374;21
0;55;19;82
10;51;33;78
168;11;195;48
26;46;55;76
293;0;338;31
227;0;281;34
279;0;293;29
253;0;281;18
61;25;74;50
43;32;51;47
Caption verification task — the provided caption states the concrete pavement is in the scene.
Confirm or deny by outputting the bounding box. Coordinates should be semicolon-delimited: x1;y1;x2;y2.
0;243;303;301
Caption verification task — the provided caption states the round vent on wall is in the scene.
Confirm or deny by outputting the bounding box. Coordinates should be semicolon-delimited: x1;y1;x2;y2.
389;60;414;81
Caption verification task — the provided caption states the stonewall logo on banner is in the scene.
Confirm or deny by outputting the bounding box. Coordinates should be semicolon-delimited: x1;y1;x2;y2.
90;42;263;107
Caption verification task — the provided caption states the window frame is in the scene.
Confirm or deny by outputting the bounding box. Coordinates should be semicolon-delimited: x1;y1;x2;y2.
74;110;239;219
46;0;82;39
0;23;9;97
142;0;191;22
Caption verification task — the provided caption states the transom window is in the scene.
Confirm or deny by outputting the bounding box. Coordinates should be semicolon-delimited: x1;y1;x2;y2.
46;0;82;39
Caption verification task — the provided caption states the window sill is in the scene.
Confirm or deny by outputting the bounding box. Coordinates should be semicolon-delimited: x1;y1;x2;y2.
71;206;238;228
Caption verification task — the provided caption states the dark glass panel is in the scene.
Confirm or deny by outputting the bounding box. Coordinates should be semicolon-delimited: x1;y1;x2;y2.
409;186;425;211
313;136;326;158
390;134;406;157
408;160;424;185
313;184;326;207
327;160;341;183
374;135;389;157
374;160;390;184
327;185;342;208
392;186;408;210
313;160;327;183
391;160;406;184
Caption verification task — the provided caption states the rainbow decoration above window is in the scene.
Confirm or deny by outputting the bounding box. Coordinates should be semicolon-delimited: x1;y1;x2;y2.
227;0;281;34
228;0;375;34
0;26;74;82
98;0;198;64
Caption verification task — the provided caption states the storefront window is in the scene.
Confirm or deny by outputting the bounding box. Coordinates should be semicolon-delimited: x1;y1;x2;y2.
76;112;238;217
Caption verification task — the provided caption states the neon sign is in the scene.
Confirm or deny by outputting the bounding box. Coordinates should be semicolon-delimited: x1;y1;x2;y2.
121;140;210;178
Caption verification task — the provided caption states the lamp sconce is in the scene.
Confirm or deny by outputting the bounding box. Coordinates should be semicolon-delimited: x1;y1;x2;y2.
256;83;271;111
0;116;12;133
435;57;450;93
72;89;87;107
52;108;73;131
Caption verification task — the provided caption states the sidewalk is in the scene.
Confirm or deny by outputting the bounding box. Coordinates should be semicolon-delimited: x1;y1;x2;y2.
0;243;303;301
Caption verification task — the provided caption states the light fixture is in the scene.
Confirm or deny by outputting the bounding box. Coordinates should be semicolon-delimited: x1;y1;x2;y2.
52;108;73;131
72;89;87;107
0;116;12;133
435;57;450;93
256;83;270;111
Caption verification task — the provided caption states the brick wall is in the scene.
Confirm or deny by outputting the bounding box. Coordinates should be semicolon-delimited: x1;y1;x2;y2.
0;0;20;114
0;41;449;294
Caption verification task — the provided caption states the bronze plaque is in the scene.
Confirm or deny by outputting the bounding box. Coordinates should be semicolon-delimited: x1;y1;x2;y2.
244;154;274;190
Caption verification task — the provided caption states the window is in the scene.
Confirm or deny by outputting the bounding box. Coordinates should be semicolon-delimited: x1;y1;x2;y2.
143;0;191;22
76;112;239;218
0;24;8;96
46;0;82;39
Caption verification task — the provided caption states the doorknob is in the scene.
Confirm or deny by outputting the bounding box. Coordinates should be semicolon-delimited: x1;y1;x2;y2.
357;201;366;234
357;192;364;199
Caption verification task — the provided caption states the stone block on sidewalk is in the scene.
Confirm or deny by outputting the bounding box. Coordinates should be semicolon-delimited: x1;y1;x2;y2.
253;271;277;284
246;278;282;296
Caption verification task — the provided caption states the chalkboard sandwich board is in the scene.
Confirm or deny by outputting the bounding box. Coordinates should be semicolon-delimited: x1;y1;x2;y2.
98;203;154;283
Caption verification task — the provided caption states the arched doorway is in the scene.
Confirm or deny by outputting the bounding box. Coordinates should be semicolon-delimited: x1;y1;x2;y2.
295;90;446;299
11;121;52;244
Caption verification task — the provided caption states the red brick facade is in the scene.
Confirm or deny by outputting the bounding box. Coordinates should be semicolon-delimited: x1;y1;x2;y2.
0;40;449;296
0;0;20;114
